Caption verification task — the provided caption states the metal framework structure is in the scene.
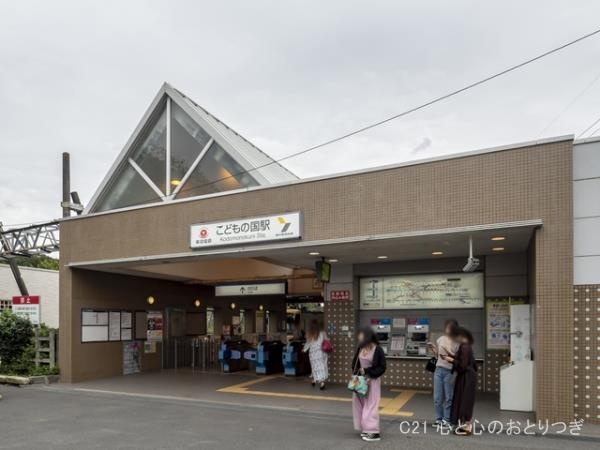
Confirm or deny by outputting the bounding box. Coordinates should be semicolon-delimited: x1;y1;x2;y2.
0;221;60;258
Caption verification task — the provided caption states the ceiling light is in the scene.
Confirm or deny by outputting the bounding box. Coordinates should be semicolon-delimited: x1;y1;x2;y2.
170;178;181;187
492;247;505;251
258;304;264;311
328;258;338;263
194;299;201;308
432;251;444;256
230;302;236;310
377;255;388;260
146;296;155;305
308;252;320;256
491;236;506;241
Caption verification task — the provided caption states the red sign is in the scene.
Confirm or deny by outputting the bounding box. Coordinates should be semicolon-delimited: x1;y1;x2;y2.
12;295;40;305
330;290;350;301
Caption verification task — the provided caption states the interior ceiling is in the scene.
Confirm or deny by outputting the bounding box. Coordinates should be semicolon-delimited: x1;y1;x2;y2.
76;226;535;284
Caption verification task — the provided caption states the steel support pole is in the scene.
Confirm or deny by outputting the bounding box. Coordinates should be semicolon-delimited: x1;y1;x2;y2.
62;152;70;218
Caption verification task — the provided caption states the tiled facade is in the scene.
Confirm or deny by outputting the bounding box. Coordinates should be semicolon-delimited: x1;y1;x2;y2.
61;138;574;422
573;284;600;424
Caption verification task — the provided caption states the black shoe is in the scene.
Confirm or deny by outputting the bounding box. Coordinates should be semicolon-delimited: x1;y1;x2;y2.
362;433;381;442
319;382;325;390
311;382;316;387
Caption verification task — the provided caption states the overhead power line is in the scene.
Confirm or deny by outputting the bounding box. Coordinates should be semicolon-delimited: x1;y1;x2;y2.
164;26;600;199
577;114;600;138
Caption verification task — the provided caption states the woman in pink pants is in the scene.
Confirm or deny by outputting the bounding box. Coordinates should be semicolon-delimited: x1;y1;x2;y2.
351;326;387;442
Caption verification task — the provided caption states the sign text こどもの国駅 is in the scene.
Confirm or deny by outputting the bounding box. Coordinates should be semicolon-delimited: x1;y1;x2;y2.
190;212;301;249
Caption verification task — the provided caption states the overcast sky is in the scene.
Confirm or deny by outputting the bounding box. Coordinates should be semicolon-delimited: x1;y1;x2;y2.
1;1;599;227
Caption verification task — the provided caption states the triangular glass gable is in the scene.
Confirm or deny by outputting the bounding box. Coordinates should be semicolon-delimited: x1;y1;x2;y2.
170;102;212;189
88;85;294;214
93;164;161;212
175;141;259;199
131;106;167;193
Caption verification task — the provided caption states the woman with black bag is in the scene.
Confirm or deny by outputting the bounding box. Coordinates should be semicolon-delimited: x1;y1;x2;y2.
351;326;386;442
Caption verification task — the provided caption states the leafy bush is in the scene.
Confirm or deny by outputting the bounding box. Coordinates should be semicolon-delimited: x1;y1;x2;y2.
0;310;33;366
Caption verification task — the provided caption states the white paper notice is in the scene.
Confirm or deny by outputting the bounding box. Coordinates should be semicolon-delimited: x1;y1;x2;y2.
109;311;121;341
121;311;132;329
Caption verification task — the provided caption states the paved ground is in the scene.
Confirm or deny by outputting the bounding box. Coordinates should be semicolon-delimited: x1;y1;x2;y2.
0;383;597;450
53;369;534;423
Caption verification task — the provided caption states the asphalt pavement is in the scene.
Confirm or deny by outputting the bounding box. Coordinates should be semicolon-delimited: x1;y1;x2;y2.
0;384;597;450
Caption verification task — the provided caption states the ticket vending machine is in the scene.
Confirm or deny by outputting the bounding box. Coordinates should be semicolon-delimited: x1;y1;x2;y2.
371;319;391;354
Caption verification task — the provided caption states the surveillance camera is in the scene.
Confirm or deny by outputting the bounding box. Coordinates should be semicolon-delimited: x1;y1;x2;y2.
463;257;480;273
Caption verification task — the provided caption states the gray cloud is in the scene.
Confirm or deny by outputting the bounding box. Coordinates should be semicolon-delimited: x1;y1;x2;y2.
1;1;599;227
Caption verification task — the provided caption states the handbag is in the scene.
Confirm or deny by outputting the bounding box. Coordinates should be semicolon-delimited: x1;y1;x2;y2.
425;356;437;373
321;339;333;354
347;352;369;397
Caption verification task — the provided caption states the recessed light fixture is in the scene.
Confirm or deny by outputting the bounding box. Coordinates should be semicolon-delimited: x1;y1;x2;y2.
492;247;505;251
491;236;506;241
230;302;236;310
309;252;320;256
258;304;264;311
377;255;388;260
146;296;155;305
328;258;339;263
193;299;201;308
432;251;444;256
170;178;181;187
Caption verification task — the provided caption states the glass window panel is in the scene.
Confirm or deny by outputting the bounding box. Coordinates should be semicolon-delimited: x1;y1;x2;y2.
175;142;259;199
170;103;212;189
93;164;161;212
131;106;167;193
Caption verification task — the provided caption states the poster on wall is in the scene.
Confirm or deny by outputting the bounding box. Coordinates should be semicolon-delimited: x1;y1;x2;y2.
486;297;525;349
359;273;484;310
146;311;163;342
109;311;121;341
123;341;141;375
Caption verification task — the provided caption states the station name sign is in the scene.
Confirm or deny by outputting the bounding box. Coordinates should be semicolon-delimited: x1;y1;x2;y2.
190;212;302;249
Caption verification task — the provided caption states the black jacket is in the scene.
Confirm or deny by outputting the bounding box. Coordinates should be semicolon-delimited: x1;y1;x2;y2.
351;345;387;379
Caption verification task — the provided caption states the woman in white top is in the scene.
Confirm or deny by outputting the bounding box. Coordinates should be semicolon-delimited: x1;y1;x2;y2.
303;319;329;390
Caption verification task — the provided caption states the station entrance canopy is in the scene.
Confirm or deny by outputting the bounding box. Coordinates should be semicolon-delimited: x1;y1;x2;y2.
67;222;538;284
86;83;297;213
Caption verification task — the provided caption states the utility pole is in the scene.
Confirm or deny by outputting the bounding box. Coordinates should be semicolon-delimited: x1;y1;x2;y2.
62;152;71;218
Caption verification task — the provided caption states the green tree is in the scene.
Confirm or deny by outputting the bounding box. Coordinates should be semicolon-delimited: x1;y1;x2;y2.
0;255;59;270
0;310;34;366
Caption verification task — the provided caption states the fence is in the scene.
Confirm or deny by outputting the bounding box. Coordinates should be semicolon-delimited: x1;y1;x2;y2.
33;329;58;368
162;336;220;371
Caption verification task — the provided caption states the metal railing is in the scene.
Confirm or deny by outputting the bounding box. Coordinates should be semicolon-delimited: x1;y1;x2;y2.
162;336;220;371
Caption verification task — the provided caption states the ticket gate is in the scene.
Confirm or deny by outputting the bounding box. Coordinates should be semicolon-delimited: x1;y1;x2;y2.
256;340;285;375
283;341;311;376
218;340;252;373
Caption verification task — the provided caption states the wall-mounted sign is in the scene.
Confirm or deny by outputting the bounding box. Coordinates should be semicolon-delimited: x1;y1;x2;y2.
330;290;350;301
12;295;41;325
215;282;286;297
359;273;484;310
190;212;302;249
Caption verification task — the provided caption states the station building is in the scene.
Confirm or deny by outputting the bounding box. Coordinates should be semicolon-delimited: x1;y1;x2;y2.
59;83;600;424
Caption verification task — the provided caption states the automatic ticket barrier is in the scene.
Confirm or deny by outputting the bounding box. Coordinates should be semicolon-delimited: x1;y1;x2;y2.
283;341;311;376
256;340;285;375
218;340;253;373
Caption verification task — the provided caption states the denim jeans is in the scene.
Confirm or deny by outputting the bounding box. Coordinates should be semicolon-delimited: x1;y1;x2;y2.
433;366;454;422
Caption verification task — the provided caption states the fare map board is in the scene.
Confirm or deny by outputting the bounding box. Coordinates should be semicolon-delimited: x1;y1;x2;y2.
360;273;484;310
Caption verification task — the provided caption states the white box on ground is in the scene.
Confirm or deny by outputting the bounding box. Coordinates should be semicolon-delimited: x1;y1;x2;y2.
500;360;534;412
